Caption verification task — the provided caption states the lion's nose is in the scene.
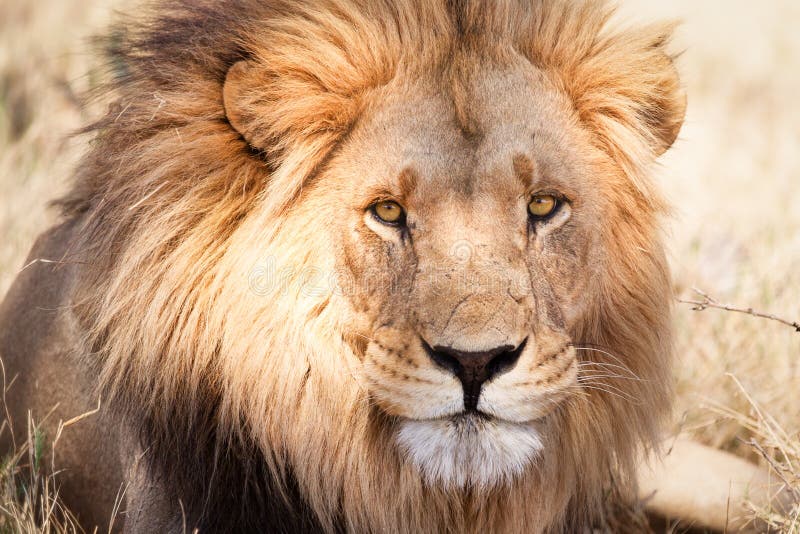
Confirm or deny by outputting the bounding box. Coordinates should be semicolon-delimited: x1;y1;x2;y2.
423;339;527;411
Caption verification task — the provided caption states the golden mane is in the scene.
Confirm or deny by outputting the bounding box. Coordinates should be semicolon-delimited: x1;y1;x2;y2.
59;0;682;531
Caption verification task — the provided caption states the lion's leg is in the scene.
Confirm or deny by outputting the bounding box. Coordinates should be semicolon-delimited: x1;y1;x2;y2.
0;221;124;531
117;433;184;534
639;438;793;532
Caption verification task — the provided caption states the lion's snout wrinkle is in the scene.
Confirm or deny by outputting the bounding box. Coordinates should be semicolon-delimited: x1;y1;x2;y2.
413;270;532;353
423;339;526;411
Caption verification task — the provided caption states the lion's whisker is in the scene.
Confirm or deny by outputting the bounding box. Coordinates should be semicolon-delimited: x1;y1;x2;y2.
575;386;636;404
576;359;638;375
572;344;631;368
561;383;631;402
577;372;643;383
574;380;640;404
572;348;641;380
576;363;646;382
349;332;379;344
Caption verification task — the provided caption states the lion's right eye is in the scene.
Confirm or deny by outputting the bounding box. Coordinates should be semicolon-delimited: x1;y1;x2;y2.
372;201;406;226
528;194;559;220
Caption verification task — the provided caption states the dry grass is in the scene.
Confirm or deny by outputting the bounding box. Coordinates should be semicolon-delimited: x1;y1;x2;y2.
0;0;798;531
0;418;84;534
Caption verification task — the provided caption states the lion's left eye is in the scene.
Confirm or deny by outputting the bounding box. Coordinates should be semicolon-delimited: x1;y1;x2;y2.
528;194;559;219
372;200;406;225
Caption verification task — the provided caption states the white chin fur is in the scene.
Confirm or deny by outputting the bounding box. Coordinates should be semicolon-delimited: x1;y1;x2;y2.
396;416;542;490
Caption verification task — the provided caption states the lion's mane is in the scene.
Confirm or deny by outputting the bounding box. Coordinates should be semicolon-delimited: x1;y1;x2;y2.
59;1;680;531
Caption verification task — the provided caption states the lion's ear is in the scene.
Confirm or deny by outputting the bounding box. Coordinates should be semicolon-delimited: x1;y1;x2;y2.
222;57;359;157
561;24;687;161
221;55;361;208
223;60;267;149
625;31;687;157
222;61;249;140
645;55;686;156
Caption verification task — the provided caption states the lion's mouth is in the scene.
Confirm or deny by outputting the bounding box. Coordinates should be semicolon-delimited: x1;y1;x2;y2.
403;409;549;435
414;410;503;425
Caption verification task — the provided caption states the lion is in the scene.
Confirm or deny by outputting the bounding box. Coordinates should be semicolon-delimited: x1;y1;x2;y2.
0;0;698;531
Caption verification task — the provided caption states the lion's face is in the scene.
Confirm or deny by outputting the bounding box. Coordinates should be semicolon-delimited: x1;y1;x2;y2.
311;62;605;488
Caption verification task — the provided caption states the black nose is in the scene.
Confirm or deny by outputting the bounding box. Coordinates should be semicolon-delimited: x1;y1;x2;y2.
423;339;526;411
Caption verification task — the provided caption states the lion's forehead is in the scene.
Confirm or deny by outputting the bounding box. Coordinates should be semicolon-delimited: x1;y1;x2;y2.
346;65;580;196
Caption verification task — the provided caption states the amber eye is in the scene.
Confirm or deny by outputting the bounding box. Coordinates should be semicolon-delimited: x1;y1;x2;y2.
528;194;558;219
372;200;406;225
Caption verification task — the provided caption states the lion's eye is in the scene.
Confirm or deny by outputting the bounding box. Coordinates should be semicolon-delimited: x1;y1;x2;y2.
528;194;559;219
372;200;406;225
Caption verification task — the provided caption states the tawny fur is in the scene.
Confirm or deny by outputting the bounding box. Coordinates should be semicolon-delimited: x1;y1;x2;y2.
7;0;685;532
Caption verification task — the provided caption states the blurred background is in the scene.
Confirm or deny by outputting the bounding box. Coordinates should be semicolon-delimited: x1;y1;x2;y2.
1;0;798;530
618;0;800;474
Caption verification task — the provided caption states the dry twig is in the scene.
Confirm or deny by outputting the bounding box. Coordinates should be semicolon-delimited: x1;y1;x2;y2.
678;288;800;333
746;439;799;501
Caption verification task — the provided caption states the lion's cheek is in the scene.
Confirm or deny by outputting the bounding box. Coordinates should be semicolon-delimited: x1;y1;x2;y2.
535;251;596;330
362;357;463;420
478;350;578;423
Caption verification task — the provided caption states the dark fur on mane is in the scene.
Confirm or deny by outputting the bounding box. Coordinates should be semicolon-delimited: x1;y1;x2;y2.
60;2;327;529
60;0;250;214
